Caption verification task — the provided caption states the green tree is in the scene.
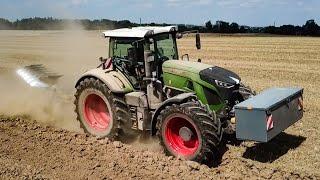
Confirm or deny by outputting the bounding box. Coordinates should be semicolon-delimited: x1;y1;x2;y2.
230;22;239;33
0;18;13;29
205;20;213;32
303;19;320;36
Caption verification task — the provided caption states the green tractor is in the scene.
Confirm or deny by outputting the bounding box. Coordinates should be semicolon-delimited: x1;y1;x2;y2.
74;26;302;165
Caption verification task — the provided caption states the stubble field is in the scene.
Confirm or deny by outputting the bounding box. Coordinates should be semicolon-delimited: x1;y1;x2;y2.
0;30;319;179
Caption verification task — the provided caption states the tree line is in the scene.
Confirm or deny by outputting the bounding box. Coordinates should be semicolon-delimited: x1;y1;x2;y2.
0;17;172;31
0;17;139;30
1;17;319;36
202;19;320;36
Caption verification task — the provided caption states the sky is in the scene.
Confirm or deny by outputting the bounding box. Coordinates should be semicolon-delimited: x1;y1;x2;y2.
0;0;319;26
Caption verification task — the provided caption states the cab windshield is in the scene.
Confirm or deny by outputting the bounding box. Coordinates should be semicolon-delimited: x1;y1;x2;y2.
153;33;178;60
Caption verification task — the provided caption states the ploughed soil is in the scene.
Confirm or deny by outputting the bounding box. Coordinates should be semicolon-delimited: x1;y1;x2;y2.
0;117;318;180
0;31;320;179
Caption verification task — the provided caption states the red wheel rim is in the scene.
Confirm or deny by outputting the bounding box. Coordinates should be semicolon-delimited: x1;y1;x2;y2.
84;94;110;131
164;115;200;156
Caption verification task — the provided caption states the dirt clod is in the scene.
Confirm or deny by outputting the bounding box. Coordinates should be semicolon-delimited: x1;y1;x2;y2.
186;161;201;171
0;118;317;179
113;141;122;148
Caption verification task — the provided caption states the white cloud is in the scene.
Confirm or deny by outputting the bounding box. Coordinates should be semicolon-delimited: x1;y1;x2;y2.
70;0;88;6
239;0;263;7
135;0;154;8
217;0;263;8
167;0;212;7
118;0;154;8
216;0;292;8
297;1;304;6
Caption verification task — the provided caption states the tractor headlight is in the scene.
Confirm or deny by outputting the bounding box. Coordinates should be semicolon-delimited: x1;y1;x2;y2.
215;80;234;89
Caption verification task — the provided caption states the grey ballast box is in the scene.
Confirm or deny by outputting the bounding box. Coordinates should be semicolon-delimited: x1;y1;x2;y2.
235;87;303;142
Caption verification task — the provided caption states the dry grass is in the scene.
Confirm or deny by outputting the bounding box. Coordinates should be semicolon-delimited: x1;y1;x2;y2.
178;36;320;174
0;31;319;176
178;36;320;109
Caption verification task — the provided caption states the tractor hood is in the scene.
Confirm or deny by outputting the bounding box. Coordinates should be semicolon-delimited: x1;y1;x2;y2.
199;66;241;85
162;60;241;85
162;60;212;74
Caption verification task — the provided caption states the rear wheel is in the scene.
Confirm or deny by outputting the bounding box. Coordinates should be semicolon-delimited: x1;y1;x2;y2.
156;100;222;166
83;93;112;132
74;78;129;139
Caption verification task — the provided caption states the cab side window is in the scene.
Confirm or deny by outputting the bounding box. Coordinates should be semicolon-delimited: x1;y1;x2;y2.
112;40;134;59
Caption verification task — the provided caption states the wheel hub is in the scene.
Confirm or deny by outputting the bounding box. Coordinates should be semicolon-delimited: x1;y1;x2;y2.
164;115;200;156
179;126;193;142
84;93;110;131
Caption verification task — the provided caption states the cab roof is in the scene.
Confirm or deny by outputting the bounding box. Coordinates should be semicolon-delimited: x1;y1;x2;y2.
102;26;178;38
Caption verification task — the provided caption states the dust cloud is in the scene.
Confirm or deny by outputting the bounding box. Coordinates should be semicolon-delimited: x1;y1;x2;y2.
0;21;159;148
0;21;107;132
0;73;80;131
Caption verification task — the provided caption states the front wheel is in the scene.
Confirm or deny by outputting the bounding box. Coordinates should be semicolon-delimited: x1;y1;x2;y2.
156;100;222;166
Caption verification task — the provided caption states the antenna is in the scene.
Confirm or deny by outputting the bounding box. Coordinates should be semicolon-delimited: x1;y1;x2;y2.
140;18;142;26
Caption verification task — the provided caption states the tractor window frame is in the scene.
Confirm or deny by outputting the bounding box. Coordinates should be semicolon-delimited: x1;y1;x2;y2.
109;37;141;59
152;33;179;61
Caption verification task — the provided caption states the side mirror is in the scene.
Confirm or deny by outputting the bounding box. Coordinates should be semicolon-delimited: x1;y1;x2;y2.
196;33;201;50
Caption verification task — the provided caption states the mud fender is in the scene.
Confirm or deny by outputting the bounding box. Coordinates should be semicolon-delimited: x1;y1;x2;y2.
150;92;197;135
75;68;134;93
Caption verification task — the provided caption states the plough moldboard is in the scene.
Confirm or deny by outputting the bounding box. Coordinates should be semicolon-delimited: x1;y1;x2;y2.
16;64;62;88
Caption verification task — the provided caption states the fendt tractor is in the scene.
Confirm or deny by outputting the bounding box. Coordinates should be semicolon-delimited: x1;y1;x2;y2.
74;26;304;165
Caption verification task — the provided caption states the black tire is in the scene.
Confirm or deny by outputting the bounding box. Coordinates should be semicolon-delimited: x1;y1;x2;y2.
74;77;129;139
156;100;222;166
239;83;256;100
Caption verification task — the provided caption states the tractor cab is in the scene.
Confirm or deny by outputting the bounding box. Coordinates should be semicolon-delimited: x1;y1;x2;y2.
103;26;180;88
